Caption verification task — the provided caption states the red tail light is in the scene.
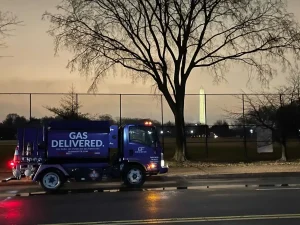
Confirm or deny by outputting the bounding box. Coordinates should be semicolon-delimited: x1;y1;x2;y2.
8;160;15;168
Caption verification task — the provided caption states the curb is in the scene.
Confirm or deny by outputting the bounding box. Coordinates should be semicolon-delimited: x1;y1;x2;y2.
13;183;300;197
0;181;37;186
0;176;37;186
152;172;300;181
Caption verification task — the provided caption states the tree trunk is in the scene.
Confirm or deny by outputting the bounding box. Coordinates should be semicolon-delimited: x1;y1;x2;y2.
278;130;288;161
172;103;187;162
280;144;286;161
159;84;187;162
280;142;287;161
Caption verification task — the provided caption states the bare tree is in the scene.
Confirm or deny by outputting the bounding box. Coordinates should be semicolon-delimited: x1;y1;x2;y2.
43;0;300;161
0;11;22;57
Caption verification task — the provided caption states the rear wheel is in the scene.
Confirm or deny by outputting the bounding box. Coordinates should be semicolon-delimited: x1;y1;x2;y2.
39;169;65;193
12;168;22;180
123;165;146;188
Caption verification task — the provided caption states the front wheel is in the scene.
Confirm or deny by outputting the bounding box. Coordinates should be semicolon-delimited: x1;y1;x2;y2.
39;169;65;193
123;165;146;188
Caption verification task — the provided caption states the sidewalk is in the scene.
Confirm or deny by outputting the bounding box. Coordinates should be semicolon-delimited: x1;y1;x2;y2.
1;162;300;186
159;163;300;179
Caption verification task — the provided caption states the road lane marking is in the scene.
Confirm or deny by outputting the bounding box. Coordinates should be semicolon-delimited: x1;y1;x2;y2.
0;191;18;201
39;213;300;225
0;196;12;203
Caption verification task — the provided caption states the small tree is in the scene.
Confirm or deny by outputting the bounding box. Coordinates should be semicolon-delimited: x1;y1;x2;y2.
98;114;116;124
244;94;292;161
44;0;300;161
230;73;300;161
2;113;27;127
44;85;90;120
211;120;230;137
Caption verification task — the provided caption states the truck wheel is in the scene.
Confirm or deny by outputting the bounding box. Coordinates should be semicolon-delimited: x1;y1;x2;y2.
12;169;22;180
123;165;146;188
39;169;65;193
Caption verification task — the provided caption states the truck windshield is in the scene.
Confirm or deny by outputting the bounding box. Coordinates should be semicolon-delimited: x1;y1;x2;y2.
129;126;158;146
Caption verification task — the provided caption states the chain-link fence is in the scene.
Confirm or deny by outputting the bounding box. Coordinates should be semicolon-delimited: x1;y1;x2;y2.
0;93;299;161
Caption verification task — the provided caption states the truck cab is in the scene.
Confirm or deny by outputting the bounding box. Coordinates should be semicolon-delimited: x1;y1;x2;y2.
122;123;167;173
11;120;168;192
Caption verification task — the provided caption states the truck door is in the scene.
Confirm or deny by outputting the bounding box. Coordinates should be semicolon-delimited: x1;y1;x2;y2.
124;125;159;167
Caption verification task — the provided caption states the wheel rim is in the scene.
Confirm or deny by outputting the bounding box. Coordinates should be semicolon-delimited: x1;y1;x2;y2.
12;169;21;180
127;168;142;184
42;172;60;189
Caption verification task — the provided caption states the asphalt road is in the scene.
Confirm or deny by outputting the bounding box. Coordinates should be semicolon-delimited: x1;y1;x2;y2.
1;185;300;225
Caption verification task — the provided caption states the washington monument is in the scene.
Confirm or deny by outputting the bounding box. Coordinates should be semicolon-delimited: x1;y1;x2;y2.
199;88;206;124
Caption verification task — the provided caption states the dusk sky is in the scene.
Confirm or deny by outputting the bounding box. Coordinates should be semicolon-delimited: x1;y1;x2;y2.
0;0;300;124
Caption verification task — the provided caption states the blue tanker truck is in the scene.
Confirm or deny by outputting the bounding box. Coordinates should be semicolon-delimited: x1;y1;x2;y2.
10;120;168;192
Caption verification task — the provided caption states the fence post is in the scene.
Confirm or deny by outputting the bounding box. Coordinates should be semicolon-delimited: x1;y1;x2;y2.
205;93;208;158
160;94;164;149
29;93;32;121
76;93;79;114
205;125;208;158
242;94;248;160
119;94;122;126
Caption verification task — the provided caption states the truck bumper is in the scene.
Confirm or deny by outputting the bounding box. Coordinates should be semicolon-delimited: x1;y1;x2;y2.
159;166;168;174
147;166;168;175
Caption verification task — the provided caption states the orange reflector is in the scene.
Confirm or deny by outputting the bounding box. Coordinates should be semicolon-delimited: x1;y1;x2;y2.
147;163;156;170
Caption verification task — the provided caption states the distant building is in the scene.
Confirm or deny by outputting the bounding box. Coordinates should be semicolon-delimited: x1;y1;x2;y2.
199;88;206;124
